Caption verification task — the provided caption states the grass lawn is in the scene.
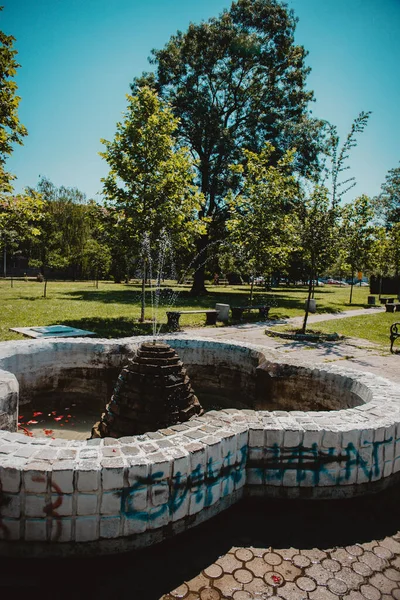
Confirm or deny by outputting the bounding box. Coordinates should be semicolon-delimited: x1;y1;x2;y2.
0;277;382;342
308;312;400;349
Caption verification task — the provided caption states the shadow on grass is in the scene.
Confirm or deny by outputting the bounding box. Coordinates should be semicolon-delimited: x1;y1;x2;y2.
60;317;168;338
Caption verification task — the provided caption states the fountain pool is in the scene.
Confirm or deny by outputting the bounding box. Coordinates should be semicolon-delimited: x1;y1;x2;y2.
0;335;399;556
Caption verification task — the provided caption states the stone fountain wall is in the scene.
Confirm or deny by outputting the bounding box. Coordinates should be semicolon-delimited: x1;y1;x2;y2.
0;337;399;557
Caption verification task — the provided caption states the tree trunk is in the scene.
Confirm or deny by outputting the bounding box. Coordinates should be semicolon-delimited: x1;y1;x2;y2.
301;269;314;334
379;276;382;300
249;276;255;305
140;258;146;322
189;235;208;296
349;269;354;304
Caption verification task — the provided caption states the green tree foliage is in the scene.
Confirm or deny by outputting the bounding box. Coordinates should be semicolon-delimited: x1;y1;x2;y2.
340;195;375;303
134;0;327;294
0;8;27;192
26;177;96;295
0;192;43;280
299;111;370;332
374;162;400;228
227;143;299;301
100;85;203;320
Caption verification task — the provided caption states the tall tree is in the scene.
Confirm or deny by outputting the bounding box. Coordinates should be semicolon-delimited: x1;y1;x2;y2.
133;0;327;294
227;143;299;302
340;195;375;303
374;162;400;228
100;86;203;321
0;8;27;192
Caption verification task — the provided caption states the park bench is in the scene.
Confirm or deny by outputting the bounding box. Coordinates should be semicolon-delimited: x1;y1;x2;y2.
385;303;400;313
390;322;400;353
231;305;270;321
166;310;218;329
380;297;397;304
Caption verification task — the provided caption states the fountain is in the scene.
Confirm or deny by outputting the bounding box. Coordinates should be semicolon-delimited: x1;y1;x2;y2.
0;335;399;557
91;341;203;438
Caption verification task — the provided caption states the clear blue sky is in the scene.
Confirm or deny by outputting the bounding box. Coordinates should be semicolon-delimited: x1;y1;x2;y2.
2;0;399;202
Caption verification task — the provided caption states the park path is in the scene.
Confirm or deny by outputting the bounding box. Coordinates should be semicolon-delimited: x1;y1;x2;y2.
176;305;400;385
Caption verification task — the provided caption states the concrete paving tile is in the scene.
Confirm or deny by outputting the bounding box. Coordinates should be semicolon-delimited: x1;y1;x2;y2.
359;583;381;600
274;561;302;581
335;566;364;589
329;548;357;568
216;554;242;574
244;557;268;578
203;564;224;580
276;581;307;600
213;574;242;598
373;545;393;560
383;567;400;582
263;551;283;566
327;577;348;596
234;548;253;562
199;589;221;600
369;572;397;594
358;551;388;572
242;576;273;597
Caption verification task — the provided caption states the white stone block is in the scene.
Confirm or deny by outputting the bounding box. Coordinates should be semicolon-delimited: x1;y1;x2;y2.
284;429;302;448
0;466;21;493
170;488;189;522
151;482;169;507
77;467;100;492
100;516;121;539
189;487;205;515
100;491;121;515
102;465;125;490
123;485;148;513
123;514;147;535
25;494;45;518
341;429;360;449
23;467;48;493
303;430;322;448
282;470;298;487
171;452;190;478
77;493;98;515
322;430;340;450
51;493;73;517
148;504;169;530
246;468;263;485
0;518;20;540
127;459;149;486
51;464;74;494
25;518;47;542
75;516;99;542
51;517;72;542
266;429;283;447
205;479;221;506
221;475;234;498
249;427;264;447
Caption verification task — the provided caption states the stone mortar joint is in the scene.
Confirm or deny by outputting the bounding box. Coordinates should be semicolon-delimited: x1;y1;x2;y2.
0;336;398;556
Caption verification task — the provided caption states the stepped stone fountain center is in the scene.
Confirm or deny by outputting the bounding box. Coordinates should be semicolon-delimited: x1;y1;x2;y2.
0;334;399;557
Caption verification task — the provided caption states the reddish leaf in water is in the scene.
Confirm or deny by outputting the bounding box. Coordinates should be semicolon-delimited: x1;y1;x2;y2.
18;415;24;421
33;411;42;417
19;426;33;437
43;429;54;436
53;416;63;422
60;424;64;427
272;575;281;584
67;415;72;418
51;411;57;416
26;420;38;425
65;420;69;423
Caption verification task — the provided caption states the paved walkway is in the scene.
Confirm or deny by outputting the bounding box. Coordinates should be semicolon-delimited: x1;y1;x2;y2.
2;308;400;600
179;307;400;385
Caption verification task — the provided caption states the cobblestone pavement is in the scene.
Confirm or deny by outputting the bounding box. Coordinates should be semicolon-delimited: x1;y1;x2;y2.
2;310;400;600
